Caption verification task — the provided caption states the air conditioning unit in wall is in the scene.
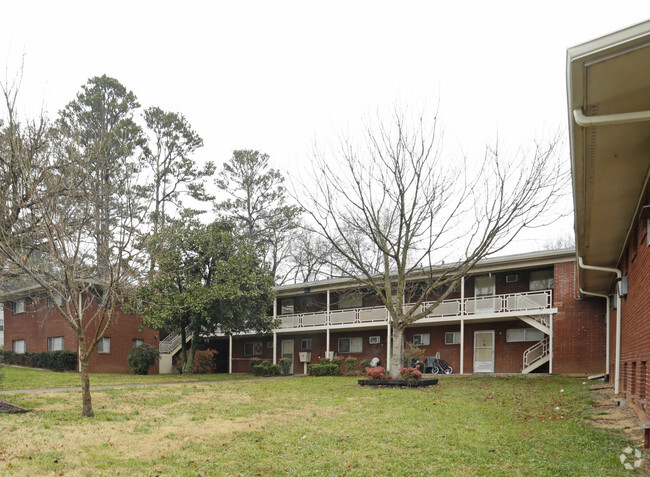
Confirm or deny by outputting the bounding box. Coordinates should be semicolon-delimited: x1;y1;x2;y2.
369;336;381;344
505;274;519;283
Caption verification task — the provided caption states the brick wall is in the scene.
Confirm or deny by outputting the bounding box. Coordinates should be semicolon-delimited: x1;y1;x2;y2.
552;261;607;375
3;296;159;374
617;190;650;418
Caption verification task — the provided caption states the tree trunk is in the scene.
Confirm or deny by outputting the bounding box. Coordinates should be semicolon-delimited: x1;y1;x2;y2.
78;339;94;417
182;337;197;374
390;326;405;377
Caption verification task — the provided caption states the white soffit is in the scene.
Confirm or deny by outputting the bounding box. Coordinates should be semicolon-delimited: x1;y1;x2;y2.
568;20;650;294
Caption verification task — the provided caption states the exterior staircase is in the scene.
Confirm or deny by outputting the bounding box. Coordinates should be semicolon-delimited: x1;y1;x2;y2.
519;315;550;335
159;326;193;374
522;337;550;374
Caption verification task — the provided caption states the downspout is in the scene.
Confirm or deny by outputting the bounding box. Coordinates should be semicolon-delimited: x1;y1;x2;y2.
578;257;621;394
579;289;610;376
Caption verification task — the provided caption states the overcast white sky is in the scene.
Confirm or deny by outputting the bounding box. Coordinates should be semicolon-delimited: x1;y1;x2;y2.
2;1;648;252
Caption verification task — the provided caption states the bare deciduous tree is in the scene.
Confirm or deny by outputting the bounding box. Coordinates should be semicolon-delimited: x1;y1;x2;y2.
299;108;568;372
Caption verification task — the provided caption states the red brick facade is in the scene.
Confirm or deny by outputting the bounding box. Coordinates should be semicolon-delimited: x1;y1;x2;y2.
617;186;650;419
3;296;159;374
231;258;607;375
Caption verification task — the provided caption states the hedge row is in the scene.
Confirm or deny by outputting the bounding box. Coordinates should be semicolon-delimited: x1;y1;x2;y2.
0;350;77;372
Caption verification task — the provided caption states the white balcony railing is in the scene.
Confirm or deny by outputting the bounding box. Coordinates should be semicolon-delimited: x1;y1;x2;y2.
275;290;553;330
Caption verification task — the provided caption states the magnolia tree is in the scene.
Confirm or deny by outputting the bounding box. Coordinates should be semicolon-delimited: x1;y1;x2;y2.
298;109;569;373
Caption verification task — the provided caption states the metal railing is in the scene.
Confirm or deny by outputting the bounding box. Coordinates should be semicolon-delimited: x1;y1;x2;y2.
159;325;193;354
523;337;550;369
276;290;553;330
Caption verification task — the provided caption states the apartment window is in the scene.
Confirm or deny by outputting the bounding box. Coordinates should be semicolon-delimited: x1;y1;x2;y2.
281;298;294;315
98;337;111;354
506;328;544;342
300;339;313;351
47;293;65;308
338;337;362;353
339;292;363;309
244;342;262;356
13;339;26;354
47;336;65;351
413;333;430;346
12;298;26;314
445;332;461;345
300;296;315;308
266;341;274;349
529;270;554;291
132;339;144;348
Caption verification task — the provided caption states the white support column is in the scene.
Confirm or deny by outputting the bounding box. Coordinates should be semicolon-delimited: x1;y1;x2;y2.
549;314;553;374
386;321;392;373
460;319;465;375
228;335;233;374
326;289;331;355
460;276;465;375
272;331;277;365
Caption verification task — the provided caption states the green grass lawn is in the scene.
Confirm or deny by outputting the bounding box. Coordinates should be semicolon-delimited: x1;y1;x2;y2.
0;373;635;476
0;364;253;390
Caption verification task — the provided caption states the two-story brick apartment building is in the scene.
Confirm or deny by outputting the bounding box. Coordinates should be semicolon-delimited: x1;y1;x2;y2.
208;249;607;376
1;280;159;374
567;20;650;420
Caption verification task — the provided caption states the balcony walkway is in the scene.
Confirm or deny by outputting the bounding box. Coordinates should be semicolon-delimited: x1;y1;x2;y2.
275;290;554;332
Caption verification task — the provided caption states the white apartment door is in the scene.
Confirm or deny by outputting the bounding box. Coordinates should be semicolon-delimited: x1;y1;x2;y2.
474;275;497;313
281;340;294;374
474;331;495;373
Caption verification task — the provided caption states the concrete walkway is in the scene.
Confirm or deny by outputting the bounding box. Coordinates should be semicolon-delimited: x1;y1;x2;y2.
0;375;299;395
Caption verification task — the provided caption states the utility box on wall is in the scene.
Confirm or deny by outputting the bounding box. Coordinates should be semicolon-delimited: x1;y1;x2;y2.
299;352;311;362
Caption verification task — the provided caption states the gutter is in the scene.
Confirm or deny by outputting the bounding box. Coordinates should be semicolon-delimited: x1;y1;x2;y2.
573;108;650;127
578;288;610;376
578;257;622;394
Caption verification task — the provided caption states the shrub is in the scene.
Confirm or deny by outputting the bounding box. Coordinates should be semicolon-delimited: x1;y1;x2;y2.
345;358;357;374
359;359;371;370
307;363;340;376
0;349;77;371
127;344;160;375
249;358;262;370
278;357;292;375
192;349;218;374
319;357;331;365
365;366;391;380
252;360;282;377
330;357;343;368
399;367;423;381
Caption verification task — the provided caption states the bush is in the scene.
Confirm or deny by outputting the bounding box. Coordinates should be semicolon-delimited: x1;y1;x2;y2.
0;349;77;372
365;366;391;380
249;358;262;370
278;357;292;375
319;357;331;365
330;357;343;368
360;359;371;370
127;344;160;375
192;349;218;374
307;363;340;376
345;358;357;374
252;360;282;377
399;367;423;381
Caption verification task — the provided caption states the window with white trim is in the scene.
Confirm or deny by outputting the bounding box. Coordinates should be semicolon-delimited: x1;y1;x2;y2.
300;339;312;350
132;338;144;348
529;270;554;291
244;342;262;356
339;292;363;309
506;328;545;342
13;339;26;354
98;337;111;354
47;336;65;351
12;298;26;314
445;332;461;345
413;333;430;346
47;293;65;308
338;337;362;353
281;298;294;315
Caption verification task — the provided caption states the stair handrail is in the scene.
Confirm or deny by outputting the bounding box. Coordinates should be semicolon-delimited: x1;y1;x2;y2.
523;337;549;369
159;325;193;354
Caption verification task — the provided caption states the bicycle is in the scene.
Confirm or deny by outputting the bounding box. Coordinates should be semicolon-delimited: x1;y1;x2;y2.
429;356;453;374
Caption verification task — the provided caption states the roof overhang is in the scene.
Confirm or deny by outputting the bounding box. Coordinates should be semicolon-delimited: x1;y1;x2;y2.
567;20;650;295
